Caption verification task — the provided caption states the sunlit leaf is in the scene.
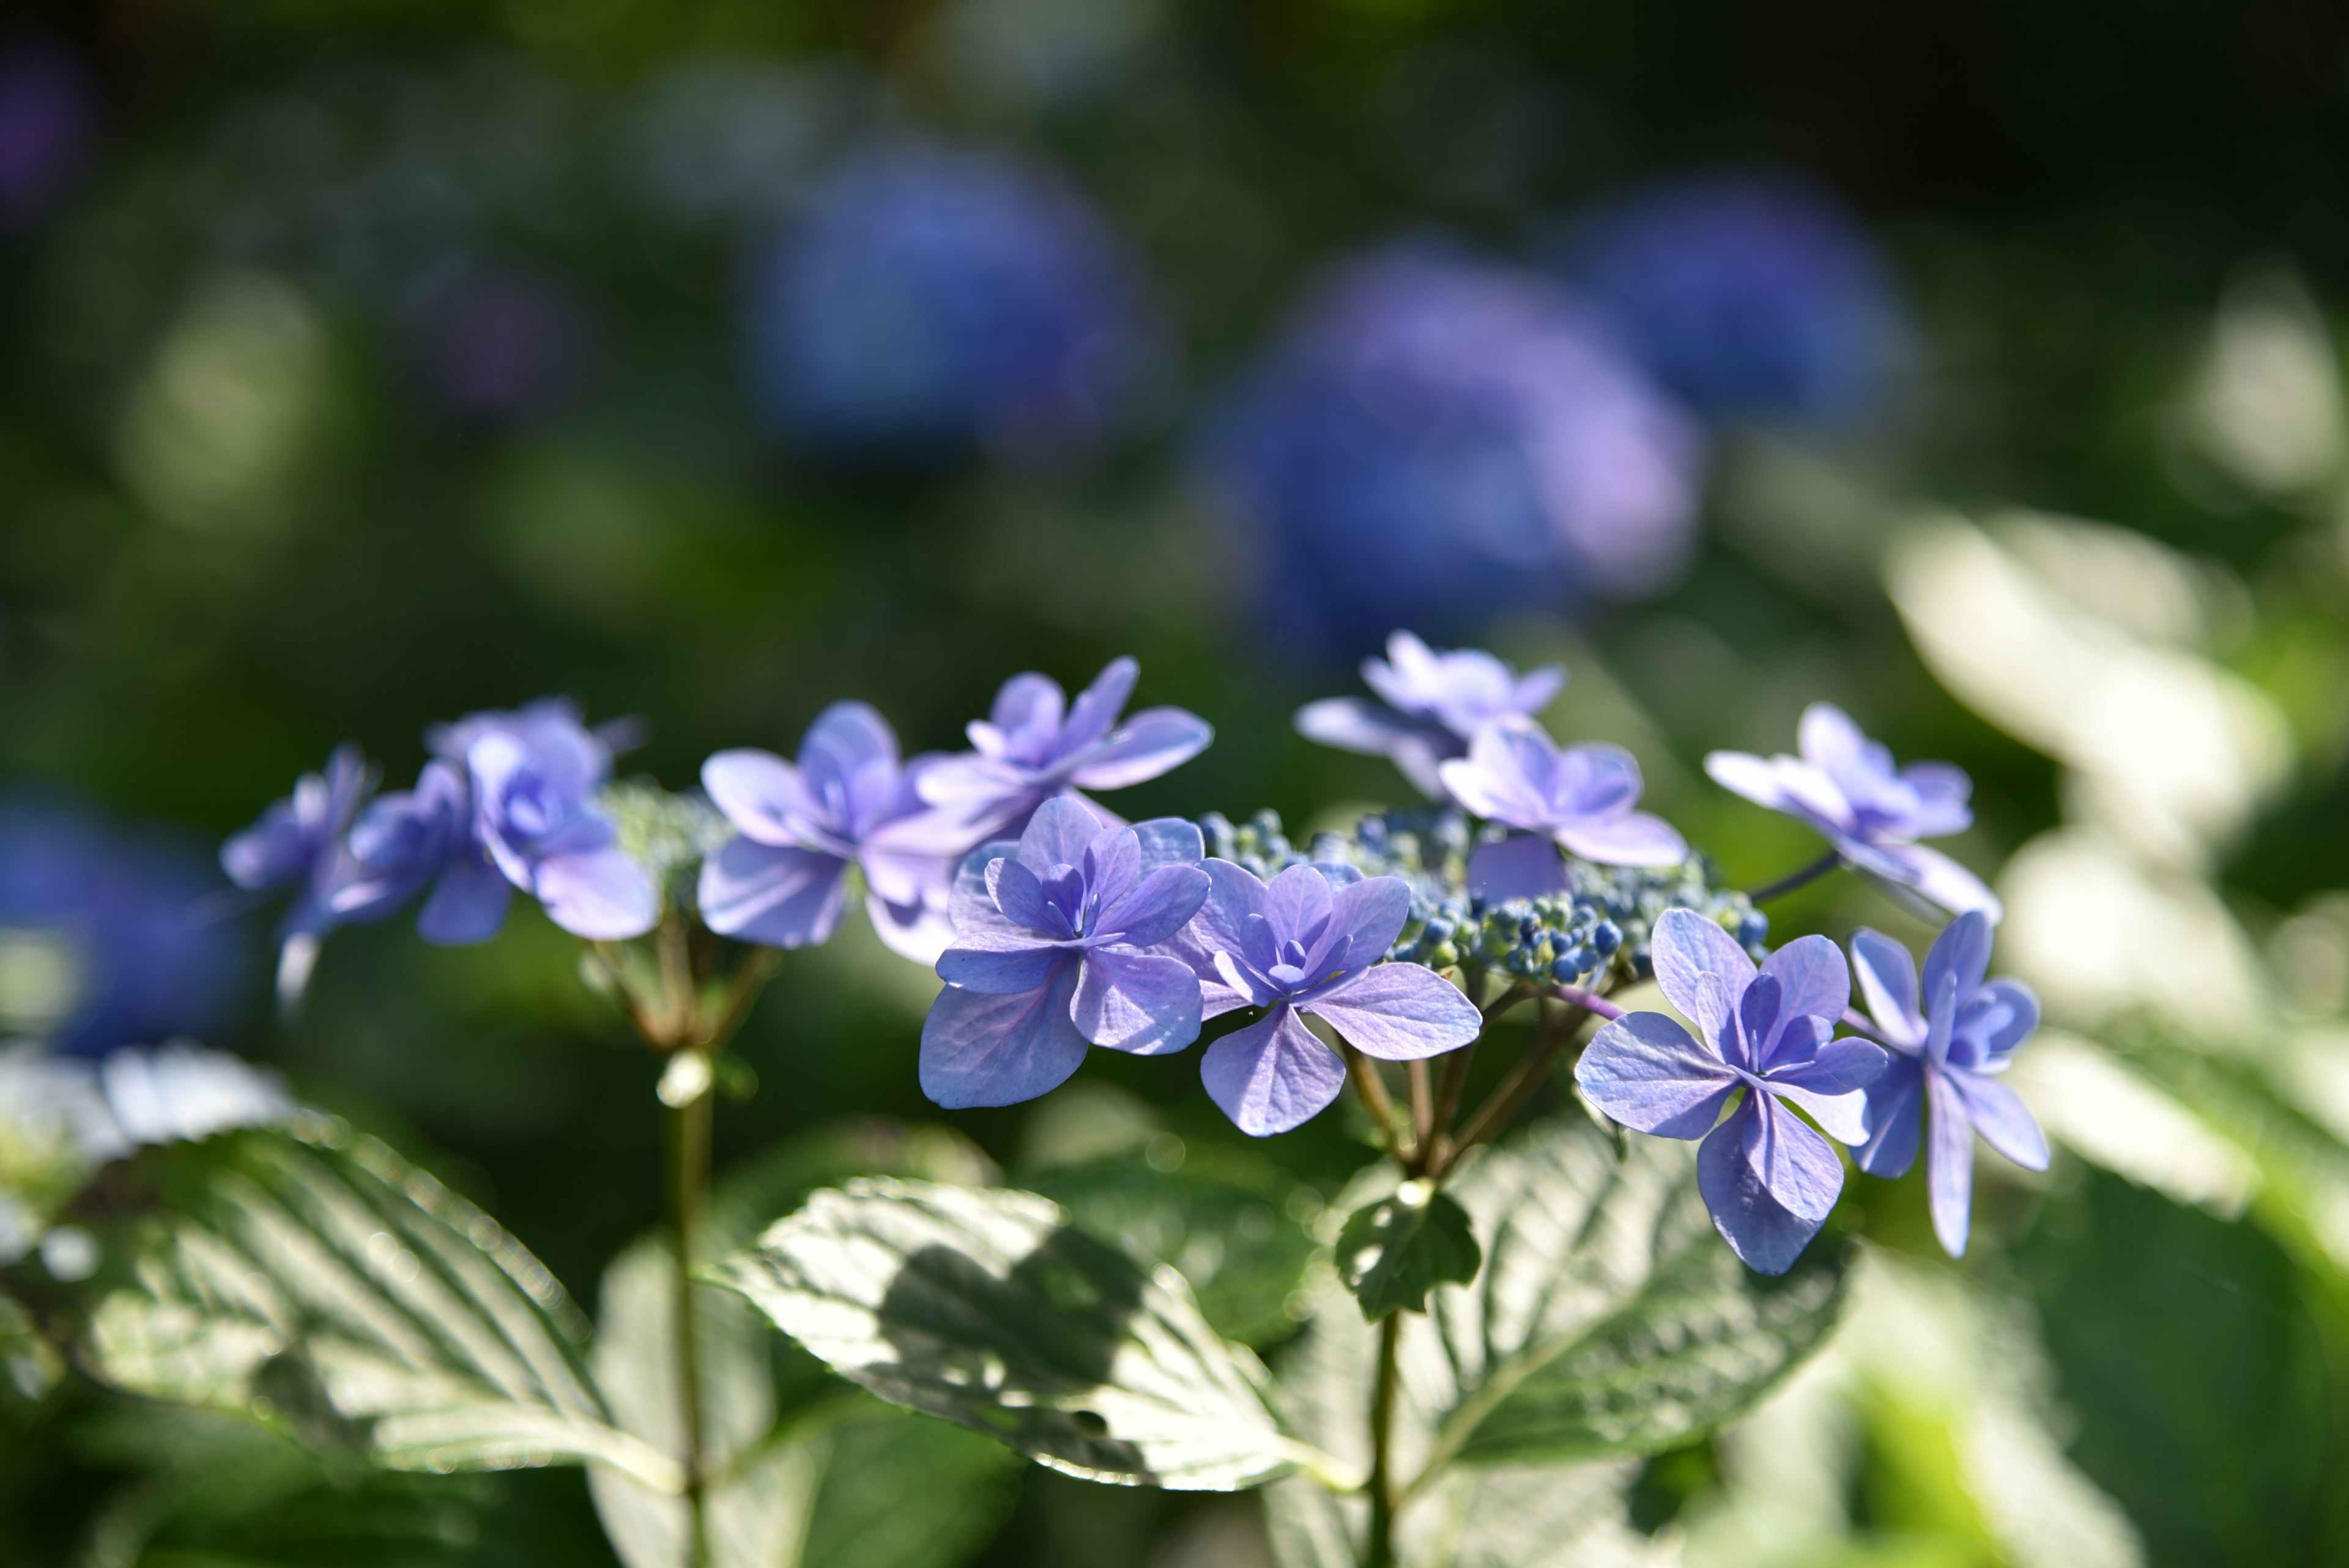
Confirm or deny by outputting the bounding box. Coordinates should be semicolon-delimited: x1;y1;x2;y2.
710;1178;1337;1491
1335;1186;1480;1321
80;1119;681;1492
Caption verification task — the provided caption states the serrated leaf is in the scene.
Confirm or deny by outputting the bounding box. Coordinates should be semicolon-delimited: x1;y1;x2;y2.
1030;1149;1319;1345
1335;1187;1480;1320
710;1177;1332;1491
80;1121;680;1492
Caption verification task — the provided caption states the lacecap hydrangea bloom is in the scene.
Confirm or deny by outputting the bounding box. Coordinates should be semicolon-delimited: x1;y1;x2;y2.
921;799;1211;1108
916;656;1213;841
1576;908;1887;1274
1557;170;1913;428
1202;246;1703;660
1706;702;2000;921
699;701;973;962
1850;912;2047;1257
744;142;1156;455
1294;631;1565;800
1441;723;1688;897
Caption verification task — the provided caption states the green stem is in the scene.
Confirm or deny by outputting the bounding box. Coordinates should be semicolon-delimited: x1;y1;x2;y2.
1364;1309;1403;1568
1746;850;1841;904
665;1078;713;1566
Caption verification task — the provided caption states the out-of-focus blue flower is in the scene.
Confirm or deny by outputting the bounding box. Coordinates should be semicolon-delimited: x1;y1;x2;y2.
1557;171;1912;428
1705;702;1998;921
0;797;241;1057
1202;246;1704;662
0;43;91;231
424;699;658;943
1441;724;1688;894
700;702;975;963
223;746;372;997
1850;912;2047;1258
332;759;508;945
744;143;1155;455
920;798;1210;1109
412;270;597;431
1576;908;1885;1274
918;656;1212;842
1295;631;1565;799
1178;858;1480;1137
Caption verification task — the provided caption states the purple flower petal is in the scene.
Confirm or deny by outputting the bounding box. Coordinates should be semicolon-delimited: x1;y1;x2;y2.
701;748;811;844
1552;743;1644;818
1576;1011;1740;1137
1069;708;1215;790
1947;1068;2049;1173
1854;1053;1924;1177
1263;863;1337;948
1304;961;1479;1061
1200;1005;1347;1136
1922;910;1994;1014
1696;1100;1827;1276
418;854;512;945
867;892;956;964
984;673;1067;752
936;942;1067;995
1649;908;1757;1033
1754;935;1850;1055
1082;827;1143;913
1962;978;2041;1063
1059;657;1139;756
1294;697;1439;757
1466;833;1570;902
1553;810;1687;868
1702;749;1795;813
1898;761;1975;837
1797;702;1873;776
1740;1090;1844;1224
1436;728;1550;830
948;842;1022;935
1849;928;1925;1048
533;846;657;940
1925;1068;1975;1257
1329;875;1414;970
1865;844;2003;923
1193;858;1269;954
800;702;902;828
990;858;1061;934
699;839;850;948
1015;795;1102;876
1072;947;1201;1055
1763;1076;1875;1146
919;965;1089;1109
1095;864;1212;947
1131;817;1205;874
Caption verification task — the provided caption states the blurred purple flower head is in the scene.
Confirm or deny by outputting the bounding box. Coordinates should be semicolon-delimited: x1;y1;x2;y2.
2;795;240;1057
1180;858;1480;1136
425;699;658;943
1850;912;2046;1258
1202;246;1704;662
1576;908;1885;1274
223;745;371;948
0;43;91;232
332;759;510;945
1296;630;1565;798
1558;171;1913;428
744;143;1156;455
920;798;1210;1108
1442;726;1688;896
412;270;598;431
918;656;1212;842
699;702;974;962
1705;702;1998;921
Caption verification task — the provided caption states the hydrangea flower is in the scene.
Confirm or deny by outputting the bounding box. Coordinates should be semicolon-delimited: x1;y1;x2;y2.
917;656;1212;841
920;798;1211;1108
421;699;658;942
223;745;373;994
699;702;973;962
332;760;511;945
1440;725;1688;901
1576;908;1886;1274
1294;631;1565;799
1201;246;1703;660
1705;703;2000;921
744;143;1156;455
1850;912;2047;1258
1556;171;1912;428
1181;860;1482;1137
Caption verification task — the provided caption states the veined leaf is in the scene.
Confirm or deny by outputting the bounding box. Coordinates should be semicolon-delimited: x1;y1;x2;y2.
1334;1185;1480;1321
80;1119;680;1492
710;1178;1340;1491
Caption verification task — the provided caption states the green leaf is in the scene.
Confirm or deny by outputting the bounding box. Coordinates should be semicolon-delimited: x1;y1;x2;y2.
1029;1146;1321;1345
1334;1184;1480;1320
79;1120;681;1493
797;1406;1020;1568
710;1177;1337;1491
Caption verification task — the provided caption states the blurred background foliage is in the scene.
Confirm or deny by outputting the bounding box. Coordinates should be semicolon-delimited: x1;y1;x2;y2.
6;0;2349;1562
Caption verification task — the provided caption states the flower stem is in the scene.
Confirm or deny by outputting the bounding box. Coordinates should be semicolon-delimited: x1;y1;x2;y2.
1421;1042;1478;1175
1364;1308;1403;1568
1346;1045;1413;1166
1746;850;1842;904
664;1077;713;1567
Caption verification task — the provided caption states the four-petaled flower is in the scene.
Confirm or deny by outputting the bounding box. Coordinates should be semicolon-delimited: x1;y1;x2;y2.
1294;631;1565;800
699;702;974;962
921;798;1212;1109
1184;860;1482;1137
1576;908;1887;1274
222;744;372;997
1850;911;2047;1258
1705;703;1998;920
1440;724;1688;901
917;658;1212;841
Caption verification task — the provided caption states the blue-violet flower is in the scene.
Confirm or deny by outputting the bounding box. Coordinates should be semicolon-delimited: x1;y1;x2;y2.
223;745;372;996
1441;724;1688;899
1294;630;1565;800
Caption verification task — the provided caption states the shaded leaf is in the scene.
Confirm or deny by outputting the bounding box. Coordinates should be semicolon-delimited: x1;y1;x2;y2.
798;1406;1020;1568
710;1178;1332;1490
1335;1186;1480;1321
80;1120;679;1492
1030;1147;1319;1345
